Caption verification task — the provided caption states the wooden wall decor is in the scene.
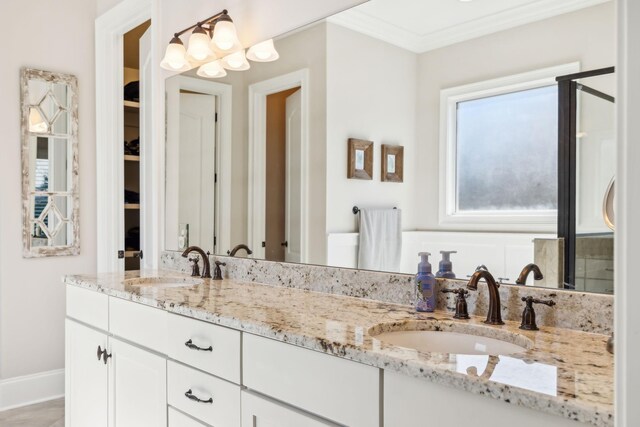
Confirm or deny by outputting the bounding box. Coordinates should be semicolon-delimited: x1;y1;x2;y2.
381;144;404;183
347;138;373;180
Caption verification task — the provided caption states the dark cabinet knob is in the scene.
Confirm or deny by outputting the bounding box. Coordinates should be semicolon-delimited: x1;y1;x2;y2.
97;345;106;361
102;351;112;365
281;241;288;247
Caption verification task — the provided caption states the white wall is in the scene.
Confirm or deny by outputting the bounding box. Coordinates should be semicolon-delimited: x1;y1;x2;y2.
616;1;640;424
415;2;616;230
0;0;97;405
326;23;418;234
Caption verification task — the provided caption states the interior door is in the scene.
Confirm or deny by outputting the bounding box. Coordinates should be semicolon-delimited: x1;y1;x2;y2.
285;89;302;263
65;319;108;427
178;93;217;253
108;337;167;427
139;26;152;268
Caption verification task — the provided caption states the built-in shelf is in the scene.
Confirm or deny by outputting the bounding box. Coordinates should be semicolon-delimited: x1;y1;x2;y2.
124;204;140;209
124;100;140;111
124;155;140;162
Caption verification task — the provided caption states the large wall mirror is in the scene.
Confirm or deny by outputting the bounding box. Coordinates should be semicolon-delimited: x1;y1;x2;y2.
21;68;79;257
164;0;615;294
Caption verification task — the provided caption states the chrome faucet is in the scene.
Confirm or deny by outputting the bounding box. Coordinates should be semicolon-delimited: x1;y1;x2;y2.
467;269;504;325
227;244;252;257
182;246;211;278
515;263;544;285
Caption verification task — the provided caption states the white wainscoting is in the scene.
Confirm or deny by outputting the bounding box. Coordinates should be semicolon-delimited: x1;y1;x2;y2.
0;369;65;411
327;231;555;284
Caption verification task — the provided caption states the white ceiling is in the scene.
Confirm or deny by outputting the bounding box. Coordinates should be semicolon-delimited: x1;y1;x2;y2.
328;0;612;53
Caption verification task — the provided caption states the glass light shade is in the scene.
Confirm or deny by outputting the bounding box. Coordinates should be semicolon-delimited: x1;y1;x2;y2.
246;39;279;62
212;20;240;52
197;60;227;79
160;38;191;71
186;27;215;62
221;50;250;71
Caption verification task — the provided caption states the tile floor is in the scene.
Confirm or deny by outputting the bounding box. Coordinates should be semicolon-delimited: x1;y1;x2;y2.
0;398;64;427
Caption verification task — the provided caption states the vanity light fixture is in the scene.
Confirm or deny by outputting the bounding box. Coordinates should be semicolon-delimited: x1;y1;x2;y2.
186;25;216;63
160;9;279;78
220;50;250;71
246;39;279;62
197;60;227;79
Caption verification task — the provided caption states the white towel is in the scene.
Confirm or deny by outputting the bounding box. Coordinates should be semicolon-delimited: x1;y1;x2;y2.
357;208;402;271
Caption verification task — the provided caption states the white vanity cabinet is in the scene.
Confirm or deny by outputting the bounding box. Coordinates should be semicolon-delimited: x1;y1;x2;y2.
241;391;337;426
65;287;167;427
65;319;108;427
384;371;579;427
108;337;167;427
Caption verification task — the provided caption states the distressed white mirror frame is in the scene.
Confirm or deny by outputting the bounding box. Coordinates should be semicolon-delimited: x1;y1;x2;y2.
21;68;79;257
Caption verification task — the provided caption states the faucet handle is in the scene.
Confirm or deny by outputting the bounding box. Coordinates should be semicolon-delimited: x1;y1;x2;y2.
441;288;470;319
519;296;556;330
188;255;201;277
212;261;227;281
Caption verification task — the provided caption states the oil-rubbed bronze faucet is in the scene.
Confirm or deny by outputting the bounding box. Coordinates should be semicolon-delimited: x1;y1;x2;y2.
441;288;470;319
182;246;211;278
227;244;253;257
467;270;504;325
213;261;226;280
519;296;555;330
515;263;544;285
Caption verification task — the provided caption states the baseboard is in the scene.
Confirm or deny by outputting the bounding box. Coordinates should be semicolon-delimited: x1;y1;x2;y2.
0;369;64;411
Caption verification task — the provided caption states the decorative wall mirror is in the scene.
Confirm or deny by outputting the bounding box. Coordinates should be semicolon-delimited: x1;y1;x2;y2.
21;68;79;257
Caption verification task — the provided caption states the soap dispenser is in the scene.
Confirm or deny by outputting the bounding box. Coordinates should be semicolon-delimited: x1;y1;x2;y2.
416;252;436;312
436;251;457;279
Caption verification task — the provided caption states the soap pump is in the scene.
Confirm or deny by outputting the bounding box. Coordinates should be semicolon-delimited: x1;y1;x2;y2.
415;252;436;312
436;251;457;279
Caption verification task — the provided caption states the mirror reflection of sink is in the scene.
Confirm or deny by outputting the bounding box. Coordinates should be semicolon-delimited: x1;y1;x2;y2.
369;321;532;356
124;277;204;289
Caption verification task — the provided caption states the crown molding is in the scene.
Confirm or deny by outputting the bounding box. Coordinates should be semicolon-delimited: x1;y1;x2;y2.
328;0;612;53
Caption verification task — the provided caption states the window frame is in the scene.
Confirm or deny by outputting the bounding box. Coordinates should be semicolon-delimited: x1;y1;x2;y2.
438;62;580;231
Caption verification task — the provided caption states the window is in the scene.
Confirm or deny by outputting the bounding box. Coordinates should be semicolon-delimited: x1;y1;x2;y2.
439;63;579;230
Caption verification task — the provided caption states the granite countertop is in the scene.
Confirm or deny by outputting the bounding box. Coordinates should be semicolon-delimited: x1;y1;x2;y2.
64;270;613;426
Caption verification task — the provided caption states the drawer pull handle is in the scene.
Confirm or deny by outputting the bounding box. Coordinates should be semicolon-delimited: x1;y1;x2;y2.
97;345;106;361
185;339;212;352
185;389;213;404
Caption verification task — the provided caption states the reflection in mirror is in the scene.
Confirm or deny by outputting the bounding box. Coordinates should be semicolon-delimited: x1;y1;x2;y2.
21;68;79;257
164;0;616;294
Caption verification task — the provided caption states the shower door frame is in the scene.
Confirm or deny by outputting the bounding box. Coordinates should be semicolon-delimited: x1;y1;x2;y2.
556;66;615;288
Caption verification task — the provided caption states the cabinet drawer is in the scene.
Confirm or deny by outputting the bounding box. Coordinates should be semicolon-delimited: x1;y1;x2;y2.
168;407;209;427
168;361;240;426
168;313;241;384
66;285;109;330
241;391;337;427
109;297;167;354
243;334;379;427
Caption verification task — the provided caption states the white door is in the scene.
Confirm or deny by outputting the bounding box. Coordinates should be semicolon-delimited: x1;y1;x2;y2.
175;93;217;252
285;89;302;263
107;337;167;427
65;319;108;427
139;26;153;268
241;391;335;427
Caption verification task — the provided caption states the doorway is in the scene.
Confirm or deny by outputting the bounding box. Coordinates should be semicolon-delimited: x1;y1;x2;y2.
248;69;309;263
265;87;302;262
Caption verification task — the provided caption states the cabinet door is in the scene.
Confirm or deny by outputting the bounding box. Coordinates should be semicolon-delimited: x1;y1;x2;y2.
65;319;108;427
108;337;167;427
241;391;336;427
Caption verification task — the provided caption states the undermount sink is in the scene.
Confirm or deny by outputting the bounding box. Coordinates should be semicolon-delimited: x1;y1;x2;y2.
123;277;204;289
369;320;532;356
